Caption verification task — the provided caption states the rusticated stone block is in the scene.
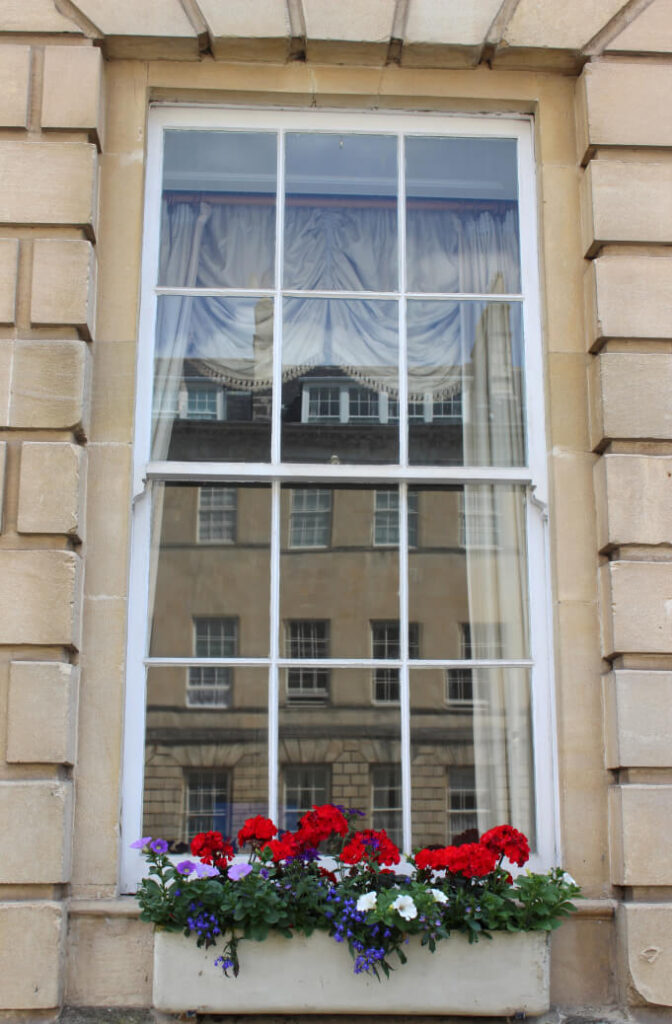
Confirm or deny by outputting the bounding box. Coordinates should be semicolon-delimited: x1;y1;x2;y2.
0;45;30;127
610;785;672;885
580;161;672;256
6;660;79;765
0;441;5;532
603;670;672;768
576;63;672;161
589;353;672;449
0;237;18;325
607;0;672;55
0;550;81;647
0;781;73;883
66;907;153;1006
42;45;105;148
585;255;672;346
31;239;97;336
18;441;85;538
0;142;97;230
0;902;64;1009
505;0;624;50
594;454;672;550
8;339;91;431
599;561;672;658
620;903;672;1007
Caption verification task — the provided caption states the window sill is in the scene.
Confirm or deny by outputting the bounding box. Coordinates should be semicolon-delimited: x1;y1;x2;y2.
153;928;550;1016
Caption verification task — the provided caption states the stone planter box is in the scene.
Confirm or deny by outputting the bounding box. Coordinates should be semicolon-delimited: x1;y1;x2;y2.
153;928;550;1016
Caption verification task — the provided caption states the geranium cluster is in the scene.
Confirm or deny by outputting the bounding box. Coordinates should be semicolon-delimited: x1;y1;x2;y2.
414;824;530;878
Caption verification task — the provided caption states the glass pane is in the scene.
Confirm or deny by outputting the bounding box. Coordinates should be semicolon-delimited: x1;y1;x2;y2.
144;666;268;849
407;300;525;466
159;130;276;289
405;137;520;294
279;669;402;847
282;298;398;463
152;296;273;462
410;667;534;849
280;487;399;660
284;133;397;292
407;485;529;660
149;483;271;658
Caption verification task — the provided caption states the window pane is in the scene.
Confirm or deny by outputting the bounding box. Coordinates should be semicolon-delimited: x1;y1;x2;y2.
373;488;418;547
149;483;271;658
407;485;529;660
410;667;534;849
280;487;399;660
159;130;276;289
152;296;272;462
143;666;268;849
405;137;520;295
407;300;525;467
284;133;397;292
282;765;331;831
198;485;237;544
282;298;398;463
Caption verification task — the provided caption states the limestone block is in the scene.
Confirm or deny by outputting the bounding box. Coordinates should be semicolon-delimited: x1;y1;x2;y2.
84;443;130;596
18;441;85;538
505;0;624;49
0;238;18;324
599;561;672;658
0;142;97;230
594;454;672;550
197;0;290;60
576;63;672;160
607;0;672;55
581;161;672;255
0;441;5;532
0;902;64;1009
585;255;672;345
609;785;672;885
589;353;672;448
0;782;73;883
42;45;105;148
31;239;97;337
303;0;394;41
70;0;195;37
0;0;79;32
6;660;79;765
406;0;502;44
0;45;30;127
0;550;81;647
9;339;91;431
66;908;153;1006
603;670;672;768
621;903;672;1007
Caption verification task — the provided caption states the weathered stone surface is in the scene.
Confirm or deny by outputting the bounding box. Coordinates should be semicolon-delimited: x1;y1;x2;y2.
405;0;502;44
8;339;90;430
84;444;130;596
576;63;672;160
580;160;672;255
0;902;64;1009
0;45;30;127
0;550;81;646
0;782;73;883
69;0;195;38
610;785;672;885
42;45;105;147
66;908;153;1007
0;142;97;229
600;561;672;658
621;903;672;1007
0;0;79;32
6;660;79;765
586;255;672;344
0;442;5;533
504;0;625;49
303;0;394;42
197;0;290;42
0;238;18;325
606;0;672;54
589;353;672;448
603;670;672;768
18;441;85;537
31;240;97;336
594;454;672;550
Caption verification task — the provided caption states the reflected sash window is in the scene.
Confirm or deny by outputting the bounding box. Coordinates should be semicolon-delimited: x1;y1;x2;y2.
185;769;231;839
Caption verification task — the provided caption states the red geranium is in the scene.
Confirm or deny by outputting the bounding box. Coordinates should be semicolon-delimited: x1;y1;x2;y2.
190;830;234;869
237;815;277;848
444;842;498;878
480;824;530;867
262;834;299;862
415;847;447;871
340;828;400;867
297;804;349;847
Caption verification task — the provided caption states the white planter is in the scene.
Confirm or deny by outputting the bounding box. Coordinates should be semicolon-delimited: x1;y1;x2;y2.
153;928;550;1016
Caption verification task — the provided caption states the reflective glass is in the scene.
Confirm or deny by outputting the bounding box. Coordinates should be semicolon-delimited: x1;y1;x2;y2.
149;483;271;658
152;296;273;462
284;133;397;292
159;130;276;289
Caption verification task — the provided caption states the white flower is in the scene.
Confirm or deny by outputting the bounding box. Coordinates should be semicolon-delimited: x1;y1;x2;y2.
391;894;418;921
430;888;448;904
356;891;378;913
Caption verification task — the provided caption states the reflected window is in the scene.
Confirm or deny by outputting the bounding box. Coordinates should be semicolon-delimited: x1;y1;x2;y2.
289;489;331;548
285;621;330;704
283;765;330;830
447;767;483;844
371;622;419;703
374;489;418;547
187;617;236;707
371;765;403;847
184;769;231;840
459;488;500;548
186;384;221;421
197;486;237;543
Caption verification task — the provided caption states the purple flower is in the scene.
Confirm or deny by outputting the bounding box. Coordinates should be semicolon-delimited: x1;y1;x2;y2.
130;836;151;849
189;862;219;878
149;838;169;854
228;862;253;881
176;859;197;875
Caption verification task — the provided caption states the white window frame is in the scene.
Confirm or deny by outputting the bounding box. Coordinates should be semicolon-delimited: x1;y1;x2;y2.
121;106;558;891
288;487;332;548
285;620;330;704
197;484;237;544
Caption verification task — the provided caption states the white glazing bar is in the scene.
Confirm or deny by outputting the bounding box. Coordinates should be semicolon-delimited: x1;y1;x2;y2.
271;129;285;467
399;480;412;852
268;477;282;824
145;462;533;485
398;133;408;468
144;657;534;669
155;287;523;303
156;287;276;297
405;292;524;302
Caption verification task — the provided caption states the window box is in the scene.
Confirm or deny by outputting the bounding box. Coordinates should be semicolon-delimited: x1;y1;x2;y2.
153;928;550;1016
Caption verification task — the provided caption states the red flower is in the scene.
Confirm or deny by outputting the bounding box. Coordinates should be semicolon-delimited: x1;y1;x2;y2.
480;825;530;868
262;835;298;862
415;847;445;871
237;815;278;848
298;804;349;845
340;829;400;867
190;831;234;869
444;842;498;878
